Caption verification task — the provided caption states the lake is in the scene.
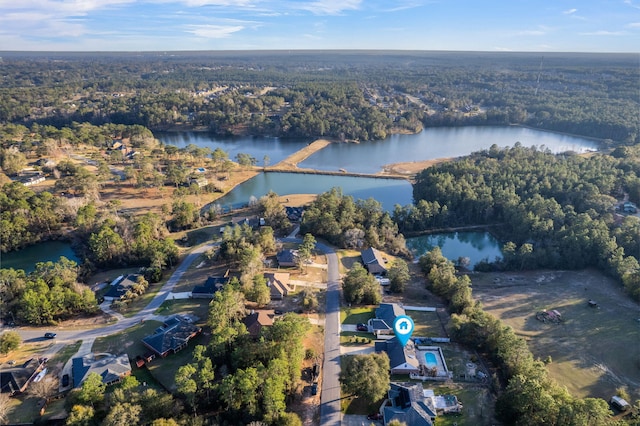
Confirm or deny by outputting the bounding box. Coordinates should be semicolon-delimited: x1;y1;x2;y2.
406;231;503;268
155;132;311;165
211;172;413;212
0;241;80;274
298;126;599;174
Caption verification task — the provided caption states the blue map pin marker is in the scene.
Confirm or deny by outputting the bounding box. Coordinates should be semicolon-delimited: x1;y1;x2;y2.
393;315;415;347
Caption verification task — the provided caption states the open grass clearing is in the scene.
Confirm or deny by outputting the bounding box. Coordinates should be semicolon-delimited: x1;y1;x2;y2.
472;268;640;402
341;306;375;324
92;320;163;356
6;395;42;424
155;299;211;324
0;339;57;367
406;309;445;338
46;341;82;375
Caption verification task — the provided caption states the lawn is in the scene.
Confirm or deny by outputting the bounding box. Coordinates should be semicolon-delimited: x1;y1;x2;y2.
155;299;211;325
46;341;82;374
6;395;42;424
92;320;163;356
116;280;167;318
472;269;640;402
146;332;209;391
91;319;207;391
341;306;375;324
0;338;57;366
404;309;445;338
430;383;494;426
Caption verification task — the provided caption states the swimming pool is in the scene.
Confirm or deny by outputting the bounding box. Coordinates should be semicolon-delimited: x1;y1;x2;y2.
425;352;438;368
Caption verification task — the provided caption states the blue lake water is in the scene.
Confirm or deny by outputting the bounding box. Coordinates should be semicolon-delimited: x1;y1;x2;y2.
298;126;599;174
406;231;503;268
211;172;413;212
155;132;311;165
1;241;80;273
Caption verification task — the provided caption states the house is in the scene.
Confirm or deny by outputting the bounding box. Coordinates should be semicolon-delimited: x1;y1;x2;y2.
16;172;45;186
242;310;275;338
285;206;304;222
71;353;132;388
191;276;227;299
276;249;299;267
264;272;293;300
189;177;208;188
142;315;201;358
103;274;142;301
375;337;420;375
381;383;436;426
0;358;45;395
361;247;388;275
368;303;406;336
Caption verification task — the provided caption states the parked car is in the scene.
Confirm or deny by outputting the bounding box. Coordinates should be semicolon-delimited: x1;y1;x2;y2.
356;323;368;331
311;382;318;396
61;374;70;387
44;332;56;339
367;413;383;420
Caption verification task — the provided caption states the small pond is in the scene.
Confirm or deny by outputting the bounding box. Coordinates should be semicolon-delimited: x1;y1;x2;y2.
0;241;80;274
406;231;503;269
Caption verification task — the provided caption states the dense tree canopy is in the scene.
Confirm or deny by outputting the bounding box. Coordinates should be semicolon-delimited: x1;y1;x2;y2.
401;145;640;300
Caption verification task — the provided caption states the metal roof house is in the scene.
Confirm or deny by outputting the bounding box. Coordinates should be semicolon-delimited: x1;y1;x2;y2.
361;247;388;275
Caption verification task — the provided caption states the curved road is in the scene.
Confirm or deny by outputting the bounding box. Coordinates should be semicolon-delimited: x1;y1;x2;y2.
13;238;343;425
13;243;214;346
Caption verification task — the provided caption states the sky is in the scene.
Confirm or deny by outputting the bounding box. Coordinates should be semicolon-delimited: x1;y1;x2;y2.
0;0;638;52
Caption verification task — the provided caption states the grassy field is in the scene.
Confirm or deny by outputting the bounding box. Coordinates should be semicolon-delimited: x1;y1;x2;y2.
155;299;211;324
472;269;640;402
341;306;375;324
405;309;445;338
92;320;164;355
46;341;82;374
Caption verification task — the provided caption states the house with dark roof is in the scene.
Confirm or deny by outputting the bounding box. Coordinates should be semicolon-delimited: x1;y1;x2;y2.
104;274;142;301
191;276;227;299
264;272;293;300
381;383;436;426
242;310;275;338
142;315;201;358
285;206;304;222
72;353;131;388
368;303;406;337
0;358;45;395
361;247;388;275
276;249;299;267
375;337;420;375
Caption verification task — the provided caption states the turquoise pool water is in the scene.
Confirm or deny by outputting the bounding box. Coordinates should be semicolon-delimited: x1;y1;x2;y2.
425;352;438;367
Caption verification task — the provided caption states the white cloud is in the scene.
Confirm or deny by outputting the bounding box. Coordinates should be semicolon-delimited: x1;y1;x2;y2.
579;30;626;36
518;30;546;36
628;22;640;27
624;0;640;9
493;47;513;51
185;24;244;38
297;0;361;15
563;8;577;14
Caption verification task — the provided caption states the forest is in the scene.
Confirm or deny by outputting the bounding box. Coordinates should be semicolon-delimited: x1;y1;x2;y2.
397;144;640;300
0;51;637;145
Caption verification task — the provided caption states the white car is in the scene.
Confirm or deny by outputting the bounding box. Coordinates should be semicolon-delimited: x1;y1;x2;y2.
375;276;390;285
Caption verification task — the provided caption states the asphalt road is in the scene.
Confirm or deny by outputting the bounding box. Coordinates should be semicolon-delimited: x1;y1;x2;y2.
11;243;215;349
317;242;342;426
11;237;343;424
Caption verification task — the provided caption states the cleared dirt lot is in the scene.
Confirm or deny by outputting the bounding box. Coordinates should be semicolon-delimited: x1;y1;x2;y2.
471;269;640;401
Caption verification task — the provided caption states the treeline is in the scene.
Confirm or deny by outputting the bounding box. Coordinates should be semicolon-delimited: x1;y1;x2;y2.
0;52;637;144
0;258;97;325
395;145;640;300
0;182;65;252
421;247;625;426
301;187;408;255
178;284;309;424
